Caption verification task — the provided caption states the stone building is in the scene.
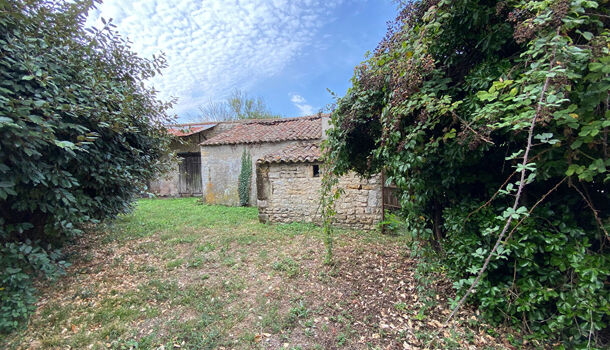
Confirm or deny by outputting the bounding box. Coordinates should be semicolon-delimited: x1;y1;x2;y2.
200;115;323;206
149;122;235;196
199;114;383;230
256;143;382;230
152;115;384;230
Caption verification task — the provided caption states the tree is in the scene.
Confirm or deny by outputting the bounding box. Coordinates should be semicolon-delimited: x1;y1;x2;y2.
324;0;609;345
198;89;281;121
0;0;173;331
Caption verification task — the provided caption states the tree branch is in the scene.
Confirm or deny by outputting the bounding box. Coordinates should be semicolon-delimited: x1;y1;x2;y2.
446;41;559;324
571;183;609;241
504;176;567;242
464;148;552;222
452;111;494;145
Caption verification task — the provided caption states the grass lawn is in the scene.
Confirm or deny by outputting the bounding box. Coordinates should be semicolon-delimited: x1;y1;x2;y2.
1;198;515;349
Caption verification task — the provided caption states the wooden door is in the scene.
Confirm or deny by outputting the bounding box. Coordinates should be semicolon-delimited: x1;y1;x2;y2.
178;153;202;196
381;171;401;233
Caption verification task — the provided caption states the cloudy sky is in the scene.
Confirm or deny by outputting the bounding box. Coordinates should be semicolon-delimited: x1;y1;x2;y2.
87;0;396;122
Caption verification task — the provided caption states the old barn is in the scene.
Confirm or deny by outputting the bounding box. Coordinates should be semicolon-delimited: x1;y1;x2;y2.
151;115;385;229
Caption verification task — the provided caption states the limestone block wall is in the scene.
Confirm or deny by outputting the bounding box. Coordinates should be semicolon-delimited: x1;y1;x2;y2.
257;162;382;230
149;123;239;197
148;162;180;197
201;141;302;206
335;171;382;230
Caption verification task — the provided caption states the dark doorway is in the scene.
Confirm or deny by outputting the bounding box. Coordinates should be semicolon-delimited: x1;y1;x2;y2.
178;153;202;196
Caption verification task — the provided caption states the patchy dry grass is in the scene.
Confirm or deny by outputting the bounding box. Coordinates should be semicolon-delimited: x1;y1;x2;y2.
1;198;519;349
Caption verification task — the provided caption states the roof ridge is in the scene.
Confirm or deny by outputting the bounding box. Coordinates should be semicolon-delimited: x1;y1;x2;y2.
200;114;323;146
170;123;217;128
170;113;327;128
241;113;326;125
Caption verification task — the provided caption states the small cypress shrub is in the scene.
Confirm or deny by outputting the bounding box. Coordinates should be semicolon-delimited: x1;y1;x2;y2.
238;149;252;206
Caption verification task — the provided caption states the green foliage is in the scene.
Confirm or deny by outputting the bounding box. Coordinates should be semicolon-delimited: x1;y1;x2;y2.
379;211;410;236
325;0;609;345
0;0;173;331
272;257;300;278
238;149;252;206
198;89;282;121
0;241;68;332
319;155;343;264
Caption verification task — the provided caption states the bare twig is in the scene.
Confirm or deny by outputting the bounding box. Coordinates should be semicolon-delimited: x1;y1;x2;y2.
446;41;559;324
587;310;594;349
571;183;609;241
602;95;608;248
587;12;610;19
465;172;516;222
504;177;567;242
452;111;494;145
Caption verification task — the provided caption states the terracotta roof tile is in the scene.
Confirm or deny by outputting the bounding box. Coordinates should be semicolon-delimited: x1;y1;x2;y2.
201;115;322;146
167;122;216;137
257;142;321;164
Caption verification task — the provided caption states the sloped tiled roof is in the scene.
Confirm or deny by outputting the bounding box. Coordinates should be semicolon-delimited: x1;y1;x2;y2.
167;122;217;137
257;142;321;164
201;115;322;146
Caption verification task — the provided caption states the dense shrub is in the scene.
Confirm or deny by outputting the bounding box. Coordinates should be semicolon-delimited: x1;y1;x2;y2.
324;0;609;346
238;149;252;206
0;0;173;331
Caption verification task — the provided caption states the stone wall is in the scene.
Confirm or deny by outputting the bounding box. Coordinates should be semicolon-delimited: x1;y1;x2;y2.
149;124;238;197
148;161;180;196
201;141;304;206
257;162;382;230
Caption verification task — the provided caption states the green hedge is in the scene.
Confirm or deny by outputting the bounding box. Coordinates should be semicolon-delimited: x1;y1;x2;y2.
0;0;173;331
325;0;609;346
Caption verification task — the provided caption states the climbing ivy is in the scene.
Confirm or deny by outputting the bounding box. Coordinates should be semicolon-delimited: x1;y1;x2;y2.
324;0;609;346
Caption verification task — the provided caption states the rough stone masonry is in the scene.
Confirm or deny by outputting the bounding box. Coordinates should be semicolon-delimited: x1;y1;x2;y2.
257;162;382;230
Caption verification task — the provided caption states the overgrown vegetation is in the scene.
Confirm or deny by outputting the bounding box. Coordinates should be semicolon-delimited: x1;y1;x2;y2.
0;0;173;332
324;0;609;346
238;149;253;206
1;199;514;349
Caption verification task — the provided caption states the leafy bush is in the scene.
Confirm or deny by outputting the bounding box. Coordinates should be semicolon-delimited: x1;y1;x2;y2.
0;0;173;331
324;0;609;345
238;149;252;206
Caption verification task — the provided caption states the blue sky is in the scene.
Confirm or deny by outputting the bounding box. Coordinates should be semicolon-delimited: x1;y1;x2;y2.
87;0;397;122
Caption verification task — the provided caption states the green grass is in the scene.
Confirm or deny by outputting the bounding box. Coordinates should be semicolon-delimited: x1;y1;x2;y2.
1;198;503;350
272;256;301;277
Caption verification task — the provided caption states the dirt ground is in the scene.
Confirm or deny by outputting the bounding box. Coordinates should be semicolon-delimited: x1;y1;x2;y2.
1;198;523;349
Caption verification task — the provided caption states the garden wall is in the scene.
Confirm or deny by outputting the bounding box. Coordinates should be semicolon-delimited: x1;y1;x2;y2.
257;162;382;230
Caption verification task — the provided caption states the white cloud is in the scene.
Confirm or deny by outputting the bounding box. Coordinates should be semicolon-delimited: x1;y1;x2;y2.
290;93;315;116
290;94;306;104
86;0;343;117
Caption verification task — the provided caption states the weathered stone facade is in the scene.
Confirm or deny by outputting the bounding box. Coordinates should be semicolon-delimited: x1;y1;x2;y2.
257;162;382;230
201;141;306;206
148;164;180;196
149;123;238;197
153;115;383;230
200;116;323;206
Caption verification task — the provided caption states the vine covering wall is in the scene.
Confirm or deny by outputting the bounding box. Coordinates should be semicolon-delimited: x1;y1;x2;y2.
324;0;609;345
